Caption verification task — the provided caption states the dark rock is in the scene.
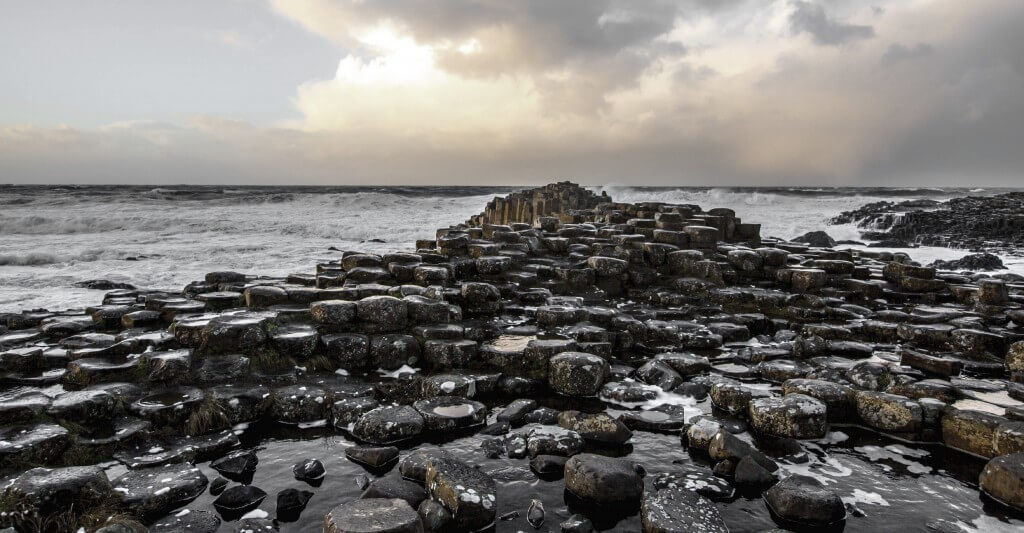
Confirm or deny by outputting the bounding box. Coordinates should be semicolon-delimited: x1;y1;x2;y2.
212;485;267;517
362;473;427;508
641;487;728;533
764;475;845;528
930;253;1006;271
352;405;425;445
418;499;452;531
564;453;644;506
792;231;836;248
325;498;422;533
4;466;111;516
548;352;609;396
413;396;487;431
748;394;828;439
347;445;400;470
150;509;221;533
113;463;209;518
291;458;326;485
426;457;497;530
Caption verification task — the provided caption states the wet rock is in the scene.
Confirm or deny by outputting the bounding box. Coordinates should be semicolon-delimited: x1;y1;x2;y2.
3;466;111;516
357;296;408;332
782;379;855;421
423;339;478;369
150;509;221;533
293;458;326;483
653;468;734;500
201;313;268;353
855;391;923;435
792;231;836;248
641;487;728;533
636;359;684;389
530;454;569;477
113;463;209;518
47;388;119;423
496;398;538;426
564;453;644;506
398;449;455;483
311;300;357;326
212;485;267;517
734;455;777;492
764;475;846;528
322;333;371;370
418;499;452;531
324;498;422;533
685;417;723;452
271;384;328;424
0;423;70;465
526;427;585;457
523;406;561;425
558;410;633;445
210;477;229;495
353;405;425;445
362;473;427;508
426;457;497;530
710;381;773;414
347;445;400;470
942;408;1003;458
749;394;828;439
654;352;712;376
548;352;609;396
331;396;380;428
421;374;477;398
619;405;689;433
371;334;421;370
413;396;487;431
0;391;50;425
708;431;778;473
560;514;595;533
979;452;1024;512
210;449;258;480
130;386;204;426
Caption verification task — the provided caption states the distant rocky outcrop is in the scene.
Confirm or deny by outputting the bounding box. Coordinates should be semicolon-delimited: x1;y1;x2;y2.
931;253;1006;271
831;192;1024;253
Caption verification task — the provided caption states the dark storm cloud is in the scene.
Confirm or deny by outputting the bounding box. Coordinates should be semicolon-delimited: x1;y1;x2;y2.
790;1;875;46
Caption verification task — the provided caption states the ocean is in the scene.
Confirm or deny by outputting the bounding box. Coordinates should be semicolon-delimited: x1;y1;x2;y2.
1;184;1021;312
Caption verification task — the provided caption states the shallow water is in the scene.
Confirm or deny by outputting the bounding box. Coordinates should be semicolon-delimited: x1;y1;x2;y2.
90;393;1024;532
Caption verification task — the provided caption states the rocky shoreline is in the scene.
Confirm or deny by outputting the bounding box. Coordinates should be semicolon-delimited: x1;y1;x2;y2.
830;191;1024;255
1;181;1023;532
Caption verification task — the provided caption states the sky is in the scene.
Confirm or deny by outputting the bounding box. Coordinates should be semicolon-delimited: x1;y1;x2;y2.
0;0;1022;186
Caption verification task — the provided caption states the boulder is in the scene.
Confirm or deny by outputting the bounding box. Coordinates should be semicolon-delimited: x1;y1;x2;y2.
748;394;828;439
979;452;1024;512
763;475;845;528
640;487;728;533
413;397;487;431
324;498;423;533
353;405;425;445
855;391;922;435
113;463;209;518
4;466;111;516
548;352;609;396
425;457;497;530
564;453;644;506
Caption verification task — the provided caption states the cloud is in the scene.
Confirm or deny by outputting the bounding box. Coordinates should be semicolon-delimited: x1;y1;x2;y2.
789;1;875;46
2;0;1023;186
882;42;933;64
